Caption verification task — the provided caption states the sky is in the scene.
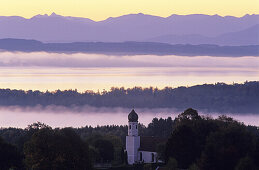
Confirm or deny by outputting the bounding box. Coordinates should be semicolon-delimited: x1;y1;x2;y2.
0;0;259;21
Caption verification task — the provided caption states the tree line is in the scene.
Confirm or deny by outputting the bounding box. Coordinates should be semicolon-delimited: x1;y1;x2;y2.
0;81;258;113
1;108;259;169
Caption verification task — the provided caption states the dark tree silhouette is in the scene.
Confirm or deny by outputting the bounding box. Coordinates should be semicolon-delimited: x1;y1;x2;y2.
0;137;23;170
0;81;258;113
24;127;92;170
94;139;114;163
200;122;255;170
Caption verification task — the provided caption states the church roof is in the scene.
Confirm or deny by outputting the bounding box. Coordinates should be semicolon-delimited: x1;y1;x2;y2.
128;109;138;122
139;136;167;152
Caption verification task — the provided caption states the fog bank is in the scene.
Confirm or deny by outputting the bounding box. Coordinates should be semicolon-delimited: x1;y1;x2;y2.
0;106;258;128
0;52;258;68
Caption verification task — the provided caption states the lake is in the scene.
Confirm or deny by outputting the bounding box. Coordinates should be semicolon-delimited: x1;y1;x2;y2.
0;52;258;92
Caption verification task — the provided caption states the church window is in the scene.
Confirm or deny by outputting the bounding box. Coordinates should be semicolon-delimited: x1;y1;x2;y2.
140;152;142;161
129;125;131;129
136;125;137;129
151;153;154;162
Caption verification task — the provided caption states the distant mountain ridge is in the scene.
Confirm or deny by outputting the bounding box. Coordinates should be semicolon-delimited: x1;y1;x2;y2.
0;39;258;56
147;24;259;45
0;13;258;45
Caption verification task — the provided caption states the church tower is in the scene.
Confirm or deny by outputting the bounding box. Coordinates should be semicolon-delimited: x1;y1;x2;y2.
126;109;140;165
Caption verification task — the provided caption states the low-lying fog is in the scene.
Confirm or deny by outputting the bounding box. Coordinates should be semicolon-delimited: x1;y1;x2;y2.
0;52;258;92
0;106;258;128
0;52;258;68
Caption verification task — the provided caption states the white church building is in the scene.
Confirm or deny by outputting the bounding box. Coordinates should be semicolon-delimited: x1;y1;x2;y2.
126;109;166;165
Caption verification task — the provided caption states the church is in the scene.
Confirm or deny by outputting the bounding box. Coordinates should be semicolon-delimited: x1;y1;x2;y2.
126;109;166;165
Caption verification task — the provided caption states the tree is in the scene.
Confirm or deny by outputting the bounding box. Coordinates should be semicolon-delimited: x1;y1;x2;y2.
165;108;206;168
24;127;92;170
94;139;114;163
199;123;255;170
0;137;23;170
165;109;255;169
146;117;174;137
174;108;201;126
189;163;200;170
166;124;199;168
166;157;178;170
235;156;256;170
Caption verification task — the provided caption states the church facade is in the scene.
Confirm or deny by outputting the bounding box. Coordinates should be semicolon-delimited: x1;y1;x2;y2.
126;109;164;165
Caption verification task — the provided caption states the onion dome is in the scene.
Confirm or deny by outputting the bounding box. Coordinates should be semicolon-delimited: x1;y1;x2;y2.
128;109;138;122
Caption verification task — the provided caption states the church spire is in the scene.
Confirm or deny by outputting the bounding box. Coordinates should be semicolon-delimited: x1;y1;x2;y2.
128;109;138;122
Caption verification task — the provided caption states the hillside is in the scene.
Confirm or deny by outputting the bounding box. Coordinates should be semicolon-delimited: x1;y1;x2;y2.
0;81;258;113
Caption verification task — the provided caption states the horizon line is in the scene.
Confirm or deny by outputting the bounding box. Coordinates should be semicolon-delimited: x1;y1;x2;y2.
1;12;258;22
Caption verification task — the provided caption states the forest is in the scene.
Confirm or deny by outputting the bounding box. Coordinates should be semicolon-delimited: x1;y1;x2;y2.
1;108;259;169
0;81;258;113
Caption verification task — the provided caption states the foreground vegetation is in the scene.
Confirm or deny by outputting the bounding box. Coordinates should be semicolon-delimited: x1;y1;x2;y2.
0;81;258;113
1;108;259;169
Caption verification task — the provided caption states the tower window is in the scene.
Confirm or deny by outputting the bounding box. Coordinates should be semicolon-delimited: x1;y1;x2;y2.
140;152;142;161
129;125;131;129
136;125;137;129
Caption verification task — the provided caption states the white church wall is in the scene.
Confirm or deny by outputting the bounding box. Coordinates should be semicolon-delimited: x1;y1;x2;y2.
126;136;140;164
139;151;157;163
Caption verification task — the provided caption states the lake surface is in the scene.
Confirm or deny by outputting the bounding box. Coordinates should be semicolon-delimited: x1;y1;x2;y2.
0;52;258;92
0;106;259;128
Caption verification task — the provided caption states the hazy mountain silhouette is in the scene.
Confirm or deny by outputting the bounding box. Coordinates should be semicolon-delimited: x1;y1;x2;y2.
148;24;259;45
0;39;258;56
213;24;259;45
0;13;258;45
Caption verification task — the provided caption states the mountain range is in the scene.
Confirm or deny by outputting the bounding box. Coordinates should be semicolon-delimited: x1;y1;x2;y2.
0;13;258;45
